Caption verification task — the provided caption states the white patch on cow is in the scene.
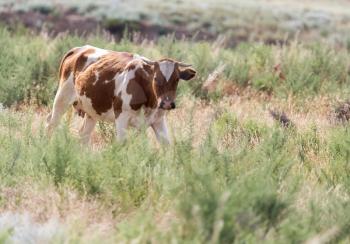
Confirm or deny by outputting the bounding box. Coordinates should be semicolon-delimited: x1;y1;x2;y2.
78;94;115;122
115;111;130;141
79;115;96;144
151;115;170;144
145;107;165;126
121;68;137;110
84;46;109;69
46;72;76;132
92;71;99;86
159;61;175;82
113;71;126;96
133;54;154;78
54;73;76;109
114;61;143;110
133;54;142;60
134;54;152;62
79;95;96;118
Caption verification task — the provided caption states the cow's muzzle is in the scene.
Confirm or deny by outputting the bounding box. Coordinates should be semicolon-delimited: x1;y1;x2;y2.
160;100;176;110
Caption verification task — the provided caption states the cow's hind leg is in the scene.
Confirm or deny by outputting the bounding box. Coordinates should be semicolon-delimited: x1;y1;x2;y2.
46;75;76;133
79;114;96;144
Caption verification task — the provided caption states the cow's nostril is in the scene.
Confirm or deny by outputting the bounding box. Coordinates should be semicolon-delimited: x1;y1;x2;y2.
171;102;176;109
160;101;165;108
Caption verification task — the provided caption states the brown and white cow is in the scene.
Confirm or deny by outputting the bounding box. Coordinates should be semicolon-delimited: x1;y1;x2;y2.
46;45;196;144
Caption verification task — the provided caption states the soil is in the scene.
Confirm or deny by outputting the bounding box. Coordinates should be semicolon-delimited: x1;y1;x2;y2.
0;9;99;36
0;8;216;42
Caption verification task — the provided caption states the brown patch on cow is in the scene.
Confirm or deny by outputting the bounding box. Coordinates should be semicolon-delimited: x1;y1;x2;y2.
113;93;123;119
60;51;75;83
126;64;157;110
76;52;134;115
179;67;196;81
59;47;97;84
77;68;116;115
58;49;76;81
127;78;147;110
74;48;96;78
127;64;136;71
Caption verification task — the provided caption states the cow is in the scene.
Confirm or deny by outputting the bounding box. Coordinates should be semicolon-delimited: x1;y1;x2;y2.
46;45;196;144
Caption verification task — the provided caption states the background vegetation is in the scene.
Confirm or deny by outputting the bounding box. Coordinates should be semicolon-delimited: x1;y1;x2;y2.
1;0;350;243
2;0;350;46
1;27;349;107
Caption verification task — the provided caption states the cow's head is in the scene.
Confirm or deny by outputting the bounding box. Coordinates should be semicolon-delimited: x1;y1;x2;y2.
142;58;196;110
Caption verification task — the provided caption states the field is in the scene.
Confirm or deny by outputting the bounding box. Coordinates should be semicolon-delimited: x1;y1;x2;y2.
2;0;350;243
2;0;350;46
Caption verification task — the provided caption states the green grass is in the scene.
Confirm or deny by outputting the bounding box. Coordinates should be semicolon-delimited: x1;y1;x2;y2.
1;104;350;242
1;26;350;242
0;27;349;107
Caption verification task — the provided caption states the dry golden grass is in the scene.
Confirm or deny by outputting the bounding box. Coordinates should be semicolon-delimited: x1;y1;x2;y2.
2;92;350;242
6;92;340;149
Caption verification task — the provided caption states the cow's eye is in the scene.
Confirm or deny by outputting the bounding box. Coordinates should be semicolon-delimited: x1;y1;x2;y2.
155;78;164;86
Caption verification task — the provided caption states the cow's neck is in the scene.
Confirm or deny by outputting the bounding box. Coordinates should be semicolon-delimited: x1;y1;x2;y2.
144;81;158;108
133;68;158;109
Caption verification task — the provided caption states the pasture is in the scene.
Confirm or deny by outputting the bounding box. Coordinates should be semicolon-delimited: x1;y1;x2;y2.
1;1;350;243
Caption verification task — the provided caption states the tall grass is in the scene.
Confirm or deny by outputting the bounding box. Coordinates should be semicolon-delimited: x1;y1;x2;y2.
1;105;350;242
2;26;350;242
0;27;349;107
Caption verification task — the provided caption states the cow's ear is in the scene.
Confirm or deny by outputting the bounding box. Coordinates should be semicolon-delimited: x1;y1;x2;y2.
180;68;196;81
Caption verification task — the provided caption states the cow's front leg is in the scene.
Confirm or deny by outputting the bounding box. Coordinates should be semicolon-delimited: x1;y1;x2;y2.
79;114;96;144
115;112;130;142
151;116;170;144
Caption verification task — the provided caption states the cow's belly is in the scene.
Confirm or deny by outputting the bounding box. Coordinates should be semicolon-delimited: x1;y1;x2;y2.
128;108;165;128
78;94;165;127
78;94;116;122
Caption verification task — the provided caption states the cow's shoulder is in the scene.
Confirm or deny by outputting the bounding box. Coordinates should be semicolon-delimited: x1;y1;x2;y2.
123;59;157;110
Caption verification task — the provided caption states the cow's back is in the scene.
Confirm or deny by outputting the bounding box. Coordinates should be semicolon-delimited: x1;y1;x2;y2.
58;45;110;86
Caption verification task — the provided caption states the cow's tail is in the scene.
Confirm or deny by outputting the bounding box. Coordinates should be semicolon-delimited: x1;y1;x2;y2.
57;47;79;82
